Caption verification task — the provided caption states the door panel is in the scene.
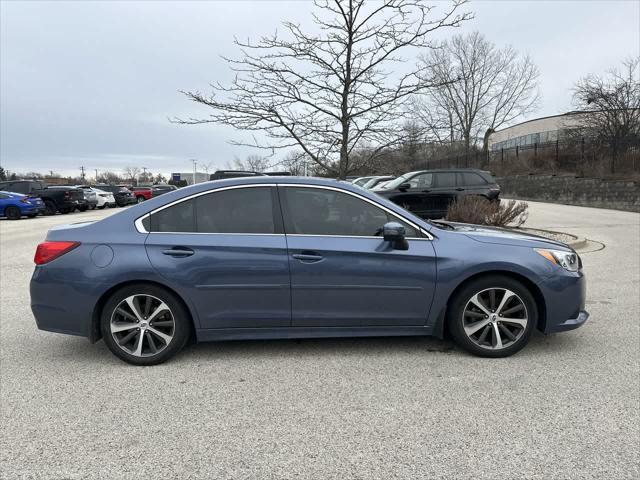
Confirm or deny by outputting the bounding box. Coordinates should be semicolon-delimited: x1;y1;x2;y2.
287;236;437;327
145;234;291;329
278;185;437;327
143;185;290;329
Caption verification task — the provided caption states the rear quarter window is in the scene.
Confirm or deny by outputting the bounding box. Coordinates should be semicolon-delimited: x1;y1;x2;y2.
459;172;487;186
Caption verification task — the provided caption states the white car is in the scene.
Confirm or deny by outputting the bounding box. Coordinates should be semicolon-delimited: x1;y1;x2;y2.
78;186;115;209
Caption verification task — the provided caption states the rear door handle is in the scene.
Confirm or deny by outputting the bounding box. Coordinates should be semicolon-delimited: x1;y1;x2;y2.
162;247;194;257
455;188;465;191
292;252;324;263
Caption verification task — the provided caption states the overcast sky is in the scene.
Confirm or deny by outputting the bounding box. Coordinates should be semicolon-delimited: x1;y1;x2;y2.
1;0;638;178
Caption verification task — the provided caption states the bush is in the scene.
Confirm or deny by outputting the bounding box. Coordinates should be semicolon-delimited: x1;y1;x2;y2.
445;196;528;227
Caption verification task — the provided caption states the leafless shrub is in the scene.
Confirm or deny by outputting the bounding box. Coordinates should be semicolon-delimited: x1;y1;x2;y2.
446;196;528;227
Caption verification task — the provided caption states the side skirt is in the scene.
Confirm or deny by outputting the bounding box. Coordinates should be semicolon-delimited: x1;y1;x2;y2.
195;325;435;342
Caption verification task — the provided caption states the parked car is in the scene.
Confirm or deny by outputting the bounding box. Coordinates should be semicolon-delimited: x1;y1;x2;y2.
0;191;44;219
56;185;98;211
31;177;587;366
351;176;376;187
150;184;178;197
373;169;501;219
45;186;90;212
0;180;85;215
93;185;136;207
209;170;267;180
131;187;153;203
362;175;395;190
77;186;115;209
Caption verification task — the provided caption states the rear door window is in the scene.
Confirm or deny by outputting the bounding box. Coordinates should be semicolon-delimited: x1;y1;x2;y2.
149;199;196;232
146;186;277;234
195;187;276;234
434;172;456;188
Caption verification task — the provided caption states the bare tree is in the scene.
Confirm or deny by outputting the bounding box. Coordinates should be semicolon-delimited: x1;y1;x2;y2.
97;171;123;185
226;154;271;172
176;0;471;178
572;57;640;144
200;162;213;175
123;166;141;185
419;31;540;150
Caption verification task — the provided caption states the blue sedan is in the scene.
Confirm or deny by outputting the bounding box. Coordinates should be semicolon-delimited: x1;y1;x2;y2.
30;177;588;365
0;190;44;220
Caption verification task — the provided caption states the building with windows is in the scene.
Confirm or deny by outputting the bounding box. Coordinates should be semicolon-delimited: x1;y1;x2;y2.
488;111;588;151
170;172;210;185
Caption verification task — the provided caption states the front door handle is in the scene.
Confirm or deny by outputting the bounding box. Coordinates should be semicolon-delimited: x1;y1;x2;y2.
162;247;195;257
455;188;465;191
292;252;324;263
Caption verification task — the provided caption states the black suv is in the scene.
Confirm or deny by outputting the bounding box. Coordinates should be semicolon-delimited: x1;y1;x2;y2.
372;169;500;219
93;185;136;207
0;180;85;215
210;170;268;180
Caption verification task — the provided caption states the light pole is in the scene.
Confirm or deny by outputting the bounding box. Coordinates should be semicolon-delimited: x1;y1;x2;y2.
190;159;197;185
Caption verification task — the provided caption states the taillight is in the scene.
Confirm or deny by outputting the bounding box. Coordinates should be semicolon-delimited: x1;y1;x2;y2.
34;241;80;265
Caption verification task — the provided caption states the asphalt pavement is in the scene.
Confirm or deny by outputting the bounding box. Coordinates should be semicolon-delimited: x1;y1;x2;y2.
1;201;638;479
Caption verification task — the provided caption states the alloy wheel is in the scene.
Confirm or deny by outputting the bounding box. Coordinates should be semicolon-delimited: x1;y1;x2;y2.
110;294;175;357
462;288;528;350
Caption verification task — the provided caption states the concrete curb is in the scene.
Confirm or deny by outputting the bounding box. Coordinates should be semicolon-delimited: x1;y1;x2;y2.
516;227;588;250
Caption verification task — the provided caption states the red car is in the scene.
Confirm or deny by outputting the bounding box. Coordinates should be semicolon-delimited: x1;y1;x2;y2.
130;186;152;203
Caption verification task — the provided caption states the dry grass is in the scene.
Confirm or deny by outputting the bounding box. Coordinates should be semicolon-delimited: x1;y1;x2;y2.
446;195;528;227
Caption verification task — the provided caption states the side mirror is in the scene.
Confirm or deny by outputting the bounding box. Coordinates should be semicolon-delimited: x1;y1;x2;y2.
398;182;411;191
382;222;409;250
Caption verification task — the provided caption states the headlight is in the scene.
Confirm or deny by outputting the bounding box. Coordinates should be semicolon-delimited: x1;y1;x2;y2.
535;248;580;272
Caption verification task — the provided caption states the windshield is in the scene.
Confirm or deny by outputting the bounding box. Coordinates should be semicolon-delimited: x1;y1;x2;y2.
374;173;413;190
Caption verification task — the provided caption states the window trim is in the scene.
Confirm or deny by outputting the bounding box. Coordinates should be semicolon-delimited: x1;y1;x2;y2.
135;182;432;240
135;184;281;235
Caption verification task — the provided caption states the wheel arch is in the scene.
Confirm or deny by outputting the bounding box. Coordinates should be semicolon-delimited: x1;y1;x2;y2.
89;279;196;343
432;269;547;338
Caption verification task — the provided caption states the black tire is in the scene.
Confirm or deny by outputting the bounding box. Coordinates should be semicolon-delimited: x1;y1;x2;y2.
27;213;37;218
5;206;21;220
447;275;537;358
90;205;96;210
59;208;71;214
97;205;105;210
100;284;192;366
78;205;88;212
136;195;145;203
44;200;57;215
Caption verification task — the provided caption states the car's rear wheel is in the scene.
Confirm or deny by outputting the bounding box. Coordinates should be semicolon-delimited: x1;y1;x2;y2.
447;275;537;357
5;206;21;220
101;284;191;365
136;195;145;203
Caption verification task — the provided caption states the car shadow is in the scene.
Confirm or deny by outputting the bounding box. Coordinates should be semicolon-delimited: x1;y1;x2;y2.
44;328;585;366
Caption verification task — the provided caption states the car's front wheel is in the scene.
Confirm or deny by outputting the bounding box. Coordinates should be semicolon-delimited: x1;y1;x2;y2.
447;275;537;357
101;284;191;365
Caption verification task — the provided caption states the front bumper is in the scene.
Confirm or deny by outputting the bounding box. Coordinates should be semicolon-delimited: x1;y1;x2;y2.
546;310;589;333
538;269;589;334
